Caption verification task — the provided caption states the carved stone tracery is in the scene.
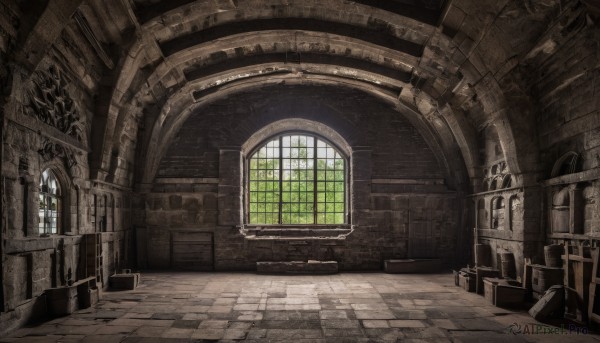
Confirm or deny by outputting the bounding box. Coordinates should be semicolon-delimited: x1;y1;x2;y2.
38;139;78;169
25;65;83;141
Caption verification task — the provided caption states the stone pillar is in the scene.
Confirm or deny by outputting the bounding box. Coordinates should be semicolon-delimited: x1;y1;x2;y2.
218;148;243;226
351;148;372;226
569;184;583;234
22;175;37;237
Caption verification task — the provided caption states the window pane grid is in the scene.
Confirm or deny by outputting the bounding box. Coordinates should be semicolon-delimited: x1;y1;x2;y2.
248;134;345;225
39;169;61;235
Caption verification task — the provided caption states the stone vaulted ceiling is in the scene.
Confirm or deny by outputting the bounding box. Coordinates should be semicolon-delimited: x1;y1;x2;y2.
6;0;591;191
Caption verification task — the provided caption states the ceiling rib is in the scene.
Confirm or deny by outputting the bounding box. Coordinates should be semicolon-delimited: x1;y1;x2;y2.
183;52;413;83
159;18;425;58
134;0;447;25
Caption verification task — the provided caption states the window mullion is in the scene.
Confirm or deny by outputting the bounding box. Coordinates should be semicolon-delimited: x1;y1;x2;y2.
278;136;283;225
45;194;50;234
313;137;317;225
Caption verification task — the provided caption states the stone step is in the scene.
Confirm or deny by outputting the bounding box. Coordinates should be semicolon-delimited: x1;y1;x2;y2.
257;260;338;274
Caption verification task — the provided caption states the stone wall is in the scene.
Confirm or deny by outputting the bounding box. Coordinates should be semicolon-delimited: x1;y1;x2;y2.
137;85;463;271
528;6;600;247
0;3;135;335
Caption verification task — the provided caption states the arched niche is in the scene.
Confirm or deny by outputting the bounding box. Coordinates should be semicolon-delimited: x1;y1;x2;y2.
491;196;505;230
477;199;488;229
550;151;579;178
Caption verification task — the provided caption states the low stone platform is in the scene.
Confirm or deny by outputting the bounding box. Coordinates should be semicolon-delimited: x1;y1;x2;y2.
257;260;338;274
45;276;98;317
109;272;140;290
384;259;442;273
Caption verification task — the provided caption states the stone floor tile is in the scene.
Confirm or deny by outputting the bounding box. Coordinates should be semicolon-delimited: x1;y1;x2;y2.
133;326;165;337
246;328;267;340
322;327;364;337
319;309;349;319
236;298;261;304
150;313;182;320
81;334;127;343
401;327;449;339
284;304;321;311
351;303;390;310
236;311;263;321
171;319;201;329
354;310;396;320
54;325;100;335
429;319;459;330
320;319;361;329
181;313;209;320
214;298;236;306
390;309;428;319
207;305;232;313
362;319;390;328
222;329;248;340
266;329;323;339
233;303;259;311
389;320;427;328
197;319;229;329
93;325;138;335
161;327;194;338
363;328;404;340
191;328;225;340
3;272;600;343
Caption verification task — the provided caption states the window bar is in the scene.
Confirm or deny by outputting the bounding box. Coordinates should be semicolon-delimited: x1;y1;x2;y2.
278;136;283;225
344;159;347;224
313;136;317;224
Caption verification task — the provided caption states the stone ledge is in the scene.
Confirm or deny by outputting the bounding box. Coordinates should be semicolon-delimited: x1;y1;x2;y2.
257;261;338;274
384;259;442;273
242;226;352;240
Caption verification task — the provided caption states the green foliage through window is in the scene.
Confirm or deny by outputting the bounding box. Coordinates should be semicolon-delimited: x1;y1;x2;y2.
248;134;345;225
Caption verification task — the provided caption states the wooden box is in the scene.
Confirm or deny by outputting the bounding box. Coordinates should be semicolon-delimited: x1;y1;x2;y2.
483;278;527;308
459;273;476;292
109;273;140;290
531;264;563;294
453;270;460;286
46;286;78;316
476;267;500;295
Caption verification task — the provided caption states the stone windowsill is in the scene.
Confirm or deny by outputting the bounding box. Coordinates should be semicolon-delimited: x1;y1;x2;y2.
241;225;353;240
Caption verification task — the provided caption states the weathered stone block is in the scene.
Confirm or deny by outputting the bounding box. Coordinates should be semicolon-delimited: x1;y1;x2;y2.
45;286;78;316
169;195;182;209
109;273;140;290
256;261;338;274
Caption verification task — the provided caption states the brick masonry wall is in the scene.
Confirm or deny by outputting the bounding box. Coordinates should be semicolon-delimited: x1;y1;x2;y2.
0;7;136;334
529;15;600;243
141;85;462;271
532;23;600;175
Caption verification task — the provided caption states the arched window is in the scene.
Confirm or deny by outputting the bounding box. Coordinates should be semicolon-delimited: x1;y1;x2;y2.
39;169;62;234
247;133;346;225
491;196;505;230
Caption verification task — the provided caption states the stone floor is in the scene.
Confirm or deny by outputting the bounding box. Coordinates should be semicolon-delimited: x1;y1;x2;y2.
2;272;599;342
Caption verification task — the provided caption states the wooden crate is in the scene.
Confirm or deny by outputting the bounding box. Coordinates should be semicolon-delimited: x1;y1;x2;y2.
476;267;500;295
459;273;476;292
109;273;140;290
483;277;527;308
531;264;563;294
45;286;78;316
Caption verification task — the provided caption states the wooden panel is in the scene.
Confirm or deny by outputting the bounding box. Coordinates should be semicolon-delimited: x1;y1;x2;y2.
171;231;213;271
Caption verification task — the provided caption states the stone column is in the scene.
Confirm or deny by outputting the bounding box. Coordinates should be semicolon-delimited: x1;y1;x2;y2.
351;148;372;226
218;148;243;227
